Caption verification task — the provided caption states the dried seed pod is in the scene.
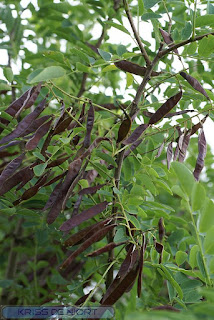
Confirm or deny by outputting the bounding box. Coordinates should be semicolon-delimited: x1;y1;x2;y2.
84;101;94;148
149;91;182;125
114;60;162;77
167;142;173;169
116;118;132;144
180;72;209;100
193;130;207;181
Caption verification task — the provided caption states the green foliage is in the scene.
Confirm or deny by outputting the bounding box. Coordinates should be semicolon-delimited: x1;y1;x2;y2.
0;0;214;319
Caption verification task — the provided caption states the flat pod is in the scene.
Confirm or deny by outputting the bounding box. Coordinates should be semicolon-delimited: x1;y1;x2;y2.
59;201;109;231
167;142;173;169
123;124;148;145
4;83;42;117
83;101;94;148
60;224;116;269
0;97;47;145
114;60;161;77
193;130;207;181
116;118;132;143
63;218;112;247
180;72;209;100
0;153;25;184
26;118;53;150
87;241;125;257
46;158;82;224
149;91;182;125
124;139;143;158
159;28;179;55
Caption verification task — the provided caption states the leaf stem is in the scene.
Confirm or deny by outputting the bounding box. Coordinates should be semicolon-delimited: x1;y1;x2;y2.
192;0;197;40
189;207;212;286
49;81;122;119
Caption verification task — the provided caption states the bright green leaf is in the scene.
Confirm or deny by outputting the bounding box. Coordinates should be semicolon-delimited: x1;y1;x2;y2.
28;66;66;83
106;21;130;35
0;83;11;91
76;62;91;73
187;42;197;55
176;251;188;266
198;35;214;57
142;12;161;21
70;48;90;64
102;64;117;72
199;198;214;233
143;0;161;9
138;0;144;15
98;49;111;61
126;72;134;88
181;22;192;40
196;15;214;27
117;45;127;56
96;151;116;166
204;226;214;254
196;251;206;278
171;162;195;196
3;67;13;82
33;163;47;176
191;183;206;211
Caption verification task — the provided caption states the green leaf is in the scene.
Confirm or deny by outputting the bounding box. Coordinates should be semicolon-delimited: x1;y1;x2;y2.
172;185;189;201
96;151;116;166
114;227;127;243
79;179;89;188
141;12;161;21
191;183;206;211
126;72;134;88
156;179;172;195
138;0;144;15
204;226;214;254
33;163;47;176
3;67;13;82
171;162;195;196
102;64;117;72
196;251;206;278
207;2;214;14
187;42;197;55
106;21;130;35
143;0;161;9
158;265;183;299
70;48;90;64
198;35;214;57
196;15;214;27
41;2;72;13
98;49;111;61
127;213;141;230
181;22;192;40
199;198;214;233
175;251;188;266
76;62;91;73
0;83;11;91
141;173;157;195
28;66;66;83
33;152;46;162
117;45;127;56
0;207;16;215
0;279;13;288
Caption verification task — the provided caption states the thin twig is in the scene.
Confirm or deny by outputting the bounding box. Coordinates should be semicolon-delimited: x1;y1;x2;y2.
123;0;151;66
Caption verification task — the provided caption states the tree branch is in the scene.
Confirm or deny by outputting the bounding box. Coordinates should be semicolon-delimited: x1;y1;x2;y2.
130;44;164;118
123;0;151;66
106;149;125;289
159;32;214;58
